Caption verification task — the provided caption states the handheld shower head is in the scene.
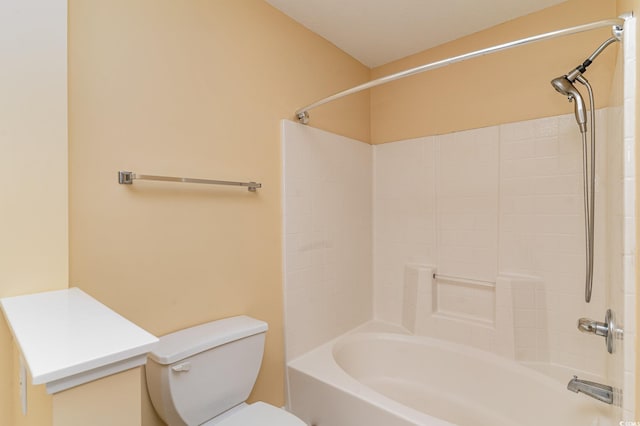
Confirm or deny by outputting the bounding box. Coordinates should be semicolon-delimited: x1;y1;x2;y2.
551;76;587;133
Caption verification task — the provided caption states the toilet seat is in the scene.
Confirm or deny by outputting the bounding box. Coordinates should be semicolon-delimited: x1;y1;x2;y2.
207;402;306;426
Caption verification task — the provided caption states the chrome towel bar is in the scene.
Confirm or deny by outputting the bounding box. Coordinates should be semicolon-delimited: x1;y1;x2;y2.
118;171;262;192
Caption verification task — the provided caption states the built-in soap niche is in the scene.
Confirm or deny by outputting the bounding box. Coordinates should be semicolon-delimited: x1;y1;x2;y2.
402;264;547;360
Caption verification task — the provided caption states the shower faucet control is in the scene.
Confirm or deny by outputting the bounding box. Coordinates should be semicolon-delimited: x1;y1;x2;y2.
577;309;622;354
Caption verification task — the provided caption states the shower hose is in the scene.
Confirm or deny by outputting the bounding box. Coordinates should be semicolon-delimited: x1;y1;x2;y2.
578;75;596;303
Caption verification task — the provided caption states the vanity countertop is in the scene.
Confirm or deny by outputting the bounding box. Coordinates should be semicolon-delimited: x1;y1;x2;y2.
0;287;158;393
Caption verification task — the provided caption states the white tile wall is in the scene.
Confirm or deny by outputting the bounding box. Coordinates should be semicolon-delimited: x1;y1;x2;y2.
592;16;639;420
621;16;636;420
512;277;548;363
500;111;609;377
437;128;499;282
373;110;615;379
282;120;372;360
374;137;436;323
606;43;626;418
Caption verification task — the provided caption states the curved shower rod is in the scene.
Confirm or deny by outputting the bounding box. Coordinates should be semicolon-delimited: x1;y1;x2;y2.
295;18;625;124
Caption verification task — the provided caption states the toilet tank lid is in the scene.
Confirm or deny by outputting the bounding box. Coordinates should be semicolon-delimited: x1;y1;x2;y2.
148;316;268;365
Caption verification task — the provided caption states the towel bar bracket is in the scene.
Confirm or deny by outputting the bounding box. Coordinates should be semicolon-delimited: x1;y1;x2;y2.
119;171;134;185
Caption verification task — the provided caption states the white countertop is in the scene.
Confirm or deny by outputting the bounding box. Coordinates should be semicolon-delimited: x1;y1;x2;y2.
1;287;158;393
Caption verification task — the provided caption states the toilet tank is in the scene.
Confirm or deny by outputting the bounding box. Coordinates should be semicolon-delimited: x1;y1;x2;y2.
146;316;268;426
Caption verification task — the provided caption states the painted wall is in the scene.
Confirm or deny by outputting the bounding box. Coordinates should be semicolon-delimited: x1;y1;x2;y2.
0;0;68;425
370;0;618;144
52;368;141;426
67;1;370;423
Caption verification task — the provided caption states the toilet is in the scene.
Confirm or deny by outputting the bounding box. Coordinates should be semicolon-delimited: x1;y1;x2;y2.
145;315;305;426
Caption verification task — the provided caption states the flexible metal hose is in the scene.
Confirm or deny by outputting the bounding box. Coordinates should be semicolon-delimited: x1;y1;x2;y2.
580;131;591;302
577;75;596;303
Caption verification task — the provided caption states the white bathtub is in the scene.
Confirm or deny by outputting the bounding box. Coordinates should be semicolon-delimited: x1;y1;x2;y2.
288;323;615;426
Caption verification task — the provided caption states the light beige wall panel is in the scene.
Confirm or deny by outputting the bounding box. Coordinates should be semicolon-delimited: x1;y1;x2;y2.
0;0;68;424
53;368;141;426
370;0;617;144
68;1;370;422
0;0;69;296
617;0;637;14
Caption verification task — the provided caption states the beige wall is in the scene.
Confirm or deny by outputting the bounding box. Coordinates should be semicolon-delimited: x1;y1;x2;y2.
0;0;68;425
53;368;141;426
370;0;617;144
68;1;370;423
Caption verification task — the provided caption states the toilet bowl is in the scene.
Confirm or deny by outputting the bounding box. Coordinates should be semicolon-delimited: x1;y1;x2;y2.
145;316;304;426
202;402;303;425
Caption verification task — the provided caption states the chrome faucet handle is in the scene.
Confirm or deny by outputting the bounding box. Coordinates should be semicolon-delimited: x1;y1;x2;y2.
577;318;608;336
576;309;621;354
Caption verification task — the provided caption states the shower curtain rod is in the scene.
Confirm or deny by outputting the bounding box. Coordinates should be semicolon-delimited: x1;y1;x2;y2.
295;18;625;124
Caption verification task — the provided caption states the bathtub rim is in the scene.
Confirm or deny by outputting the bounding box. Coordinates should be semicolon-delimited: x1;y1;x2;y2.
287;320;615;425
288;321;454;425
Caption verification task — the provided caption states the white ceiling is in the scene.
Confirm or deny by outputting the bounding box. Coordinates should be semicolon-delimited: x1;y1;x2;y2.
266;0;567;67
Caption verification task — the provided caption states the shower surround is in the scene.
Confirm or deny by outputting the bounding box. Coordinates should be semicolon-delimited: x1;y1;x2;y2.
285;109;612;360
282;16;636;426
372;112;609;374
283;103;635;422
283;123;372;360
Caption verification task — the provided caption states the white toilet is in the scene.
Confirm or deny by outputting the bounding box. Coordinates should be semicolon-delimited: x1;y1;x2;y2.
146;315;305;426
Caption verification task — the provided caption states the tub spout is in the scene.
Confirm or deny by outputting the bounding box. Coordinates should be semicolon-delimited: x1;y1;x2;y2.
567;375;613;404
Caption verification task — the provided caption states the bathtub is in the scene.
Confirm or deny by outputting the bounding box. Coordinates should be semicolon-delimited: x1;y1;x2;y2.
287;323;615;426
